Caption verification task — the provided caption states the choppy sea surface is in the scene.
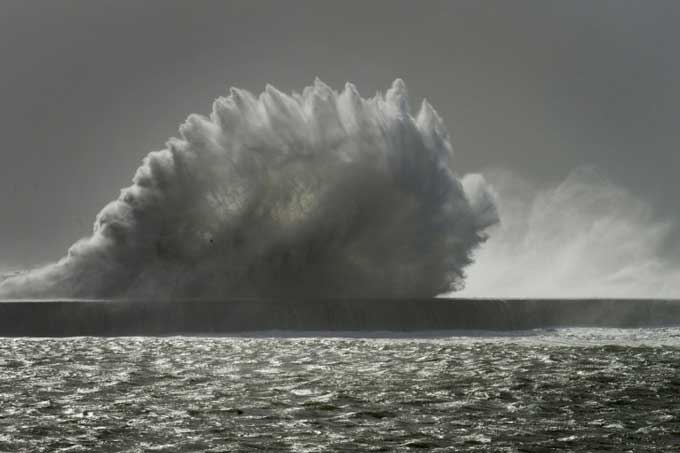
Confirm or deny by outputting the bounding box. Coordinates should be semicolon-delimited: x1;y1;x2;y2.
1;329;680;452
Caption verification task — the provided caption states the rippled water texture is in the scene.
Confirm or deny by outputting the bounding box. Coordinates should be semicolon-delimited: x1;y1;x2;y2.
1;329;680;452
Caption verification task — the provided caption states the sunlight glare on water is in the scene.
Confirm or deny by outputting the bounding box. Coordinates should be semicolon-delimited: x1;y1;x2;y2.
1;328;679;452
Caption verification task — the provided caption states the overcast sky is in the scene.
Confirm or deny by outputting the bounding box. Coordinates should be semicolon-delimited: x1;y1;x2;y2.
1;0;679;269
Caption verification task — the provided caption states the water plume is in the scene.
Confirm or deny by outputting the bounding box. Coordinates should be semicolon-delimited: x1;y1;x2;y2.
0;79;497;299
458;169;680;298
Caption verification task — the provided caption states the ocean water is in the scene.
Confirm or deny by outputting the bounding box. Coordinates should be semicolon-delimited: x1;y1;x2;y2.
1;329;679;452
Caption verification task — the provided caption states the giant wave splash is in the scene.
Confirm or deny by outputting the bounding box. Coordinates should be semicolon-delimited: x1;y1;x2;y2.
0;79;498;299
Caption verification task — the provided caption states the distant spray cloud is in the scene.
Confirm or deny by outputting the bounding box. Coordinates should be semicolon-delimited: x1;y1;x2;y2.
0;79;497;299
458;169;680;298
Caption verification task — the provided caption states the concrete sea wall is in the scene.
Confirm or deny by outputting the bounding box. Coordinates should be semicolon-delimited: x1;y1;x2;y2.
0;298;679;336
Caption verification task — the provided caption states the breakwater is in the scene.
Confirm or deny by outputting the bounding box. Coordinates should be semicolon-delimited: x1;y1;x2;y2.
1;298;680;336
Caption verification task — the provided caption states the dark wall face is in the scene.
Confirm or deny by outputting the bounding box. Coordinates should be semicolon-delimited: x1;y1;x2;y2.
1;0;679;268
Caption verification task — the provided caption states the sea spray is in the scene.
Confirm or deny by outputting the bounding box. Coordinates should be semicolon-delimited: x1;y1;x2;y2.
0;79;497;299
459;168;680;298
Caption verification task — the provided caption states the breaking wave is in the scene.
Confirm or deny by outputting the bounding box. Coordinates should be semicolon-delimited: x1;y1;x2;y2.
0;79;497;299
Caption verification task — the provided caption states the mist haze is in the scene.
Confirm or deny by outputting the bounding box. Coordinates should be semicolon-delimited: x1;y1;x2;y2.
460;169;680;298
